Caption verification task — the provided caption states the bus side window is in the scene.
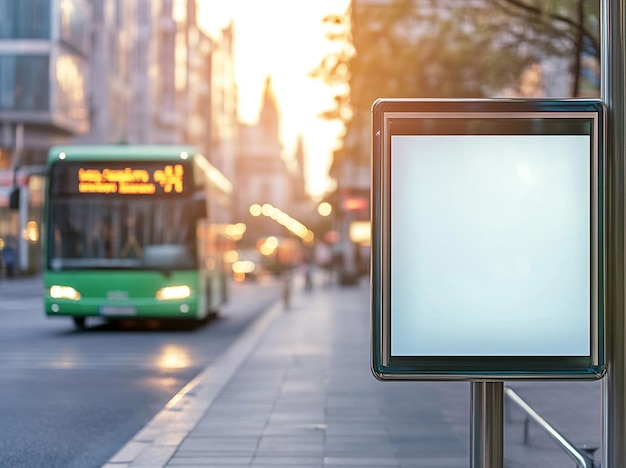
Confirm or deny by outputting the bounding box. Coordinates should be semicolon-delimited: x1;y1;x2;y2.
194;192;207;220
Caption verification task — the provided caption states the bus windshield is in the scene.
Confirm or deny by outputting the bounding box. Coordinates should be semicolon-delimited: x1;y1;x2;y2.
47;197;197;271
43;146;233;325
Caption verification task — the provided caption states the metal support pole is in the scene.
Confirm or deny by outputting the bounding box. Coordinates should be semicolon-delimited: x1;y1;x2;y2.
602;0;626;467
470;381;504;468
11;123;22;169
12;124;24;275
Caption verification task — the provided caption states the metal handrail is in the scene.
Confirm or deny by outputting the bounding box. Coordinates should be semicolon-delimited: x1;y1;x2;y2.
504;386;597;468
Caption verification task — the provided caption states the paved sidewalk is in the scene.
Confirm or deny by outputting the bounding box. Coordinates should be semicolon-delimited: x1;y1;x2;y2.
103;274;602;468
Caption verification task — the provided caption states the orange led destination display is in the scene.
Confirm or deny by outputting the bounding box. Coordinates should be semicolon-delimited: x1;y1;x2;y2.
77;165;184;195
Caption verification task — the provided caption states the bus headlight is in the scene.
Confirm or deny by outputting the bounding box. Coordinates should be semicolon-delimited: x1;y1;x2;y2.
156;285;191;301
50;285;81;301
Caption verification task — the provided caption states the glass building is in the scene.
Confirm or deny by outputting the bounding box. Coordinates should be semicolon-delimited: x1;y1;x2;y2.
0;0;90;139
0;0;91;275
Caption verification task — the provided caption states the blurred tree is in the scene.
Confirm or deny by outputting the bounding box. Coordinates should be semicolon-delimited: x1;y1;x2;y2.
476;0;600;97
312;0;600;281
311;0;600;171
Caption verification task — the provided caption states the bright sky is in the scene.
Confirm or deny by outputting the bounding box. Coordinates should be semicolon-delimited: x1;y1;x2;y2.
196;0;349;199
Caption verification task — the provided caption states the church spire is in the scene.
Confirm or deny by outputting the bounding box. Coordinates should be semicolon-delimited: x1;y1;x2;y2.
259;75;279;139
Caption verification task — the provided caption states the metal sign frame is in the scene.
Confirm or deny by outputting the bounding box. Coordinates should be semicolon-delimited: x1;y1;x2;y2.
371;98;606;381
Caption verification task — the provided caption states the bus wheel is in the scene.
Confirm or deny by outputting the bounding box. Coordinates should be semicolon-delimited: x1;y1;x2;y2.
73;317;86;330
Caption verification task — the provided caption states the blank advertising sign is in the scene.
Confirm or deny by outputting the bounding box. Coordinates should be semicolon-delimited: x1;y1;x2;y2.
371;99;605;380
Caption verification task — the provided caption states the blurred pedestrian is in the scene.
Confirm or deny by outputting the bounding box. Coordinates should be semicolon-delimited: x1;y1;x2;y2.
303;261;313;292
2;245;15;278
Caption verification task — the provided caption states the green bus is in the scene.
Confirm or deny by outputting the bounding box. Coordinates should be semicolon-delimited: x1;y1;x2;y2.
43;145;233;328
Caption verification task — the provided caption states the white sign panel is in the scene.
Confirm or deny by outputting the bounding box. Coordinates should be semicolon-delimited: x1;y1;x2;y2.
371;99;605;380
391;134;590;356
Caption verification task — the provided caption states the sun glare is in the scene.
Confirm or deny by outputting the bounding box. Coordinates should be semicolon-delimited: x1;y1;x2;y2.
196;0;349;197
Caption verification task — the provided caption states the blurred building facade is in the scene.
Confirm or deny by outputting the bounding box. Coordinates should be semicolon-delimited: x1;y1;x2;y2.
75;0;237;165
0;0;240;275
0;0;91;274
206;21;238;185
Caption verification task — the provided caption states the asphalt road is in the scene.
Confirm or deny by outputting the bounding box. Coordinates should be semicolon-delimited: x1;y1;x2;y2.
0;274;282;468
